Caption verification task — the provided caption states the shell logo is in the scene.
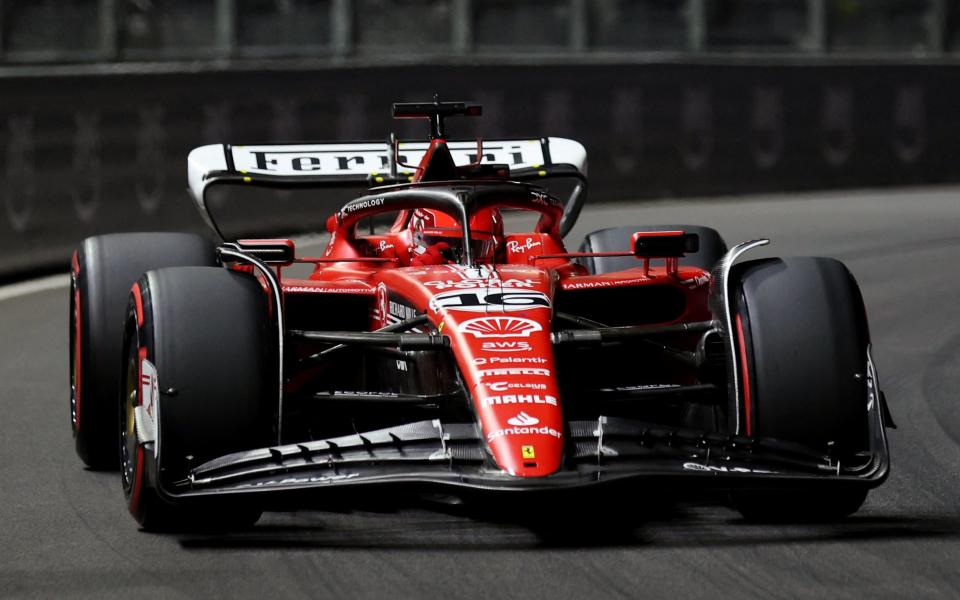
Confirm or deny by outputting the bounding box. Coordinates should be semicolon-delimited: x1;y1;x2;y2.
459;316;543;338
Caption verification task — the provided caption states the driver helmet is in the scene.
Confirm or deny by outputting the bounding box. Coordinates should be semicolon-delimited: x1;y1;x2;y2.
411;208;501;264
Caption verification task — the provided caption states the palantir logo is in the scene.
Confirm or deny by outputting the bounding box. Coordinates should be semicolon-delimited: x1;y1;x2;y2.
460;316;542;338
506;411;539;426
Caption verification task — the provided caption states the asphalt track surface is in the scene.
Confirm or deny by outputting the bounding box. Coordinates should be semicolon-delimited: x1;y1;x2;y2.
3;186;960;599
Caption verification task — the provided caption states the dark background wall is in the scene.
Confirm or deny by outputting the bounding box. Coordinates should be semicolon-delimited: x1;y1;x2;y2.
0;61;956;279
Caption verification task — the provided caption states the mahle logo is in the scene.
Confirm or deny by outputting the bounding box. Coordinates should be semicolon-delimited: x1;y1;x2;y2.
480;394;557;407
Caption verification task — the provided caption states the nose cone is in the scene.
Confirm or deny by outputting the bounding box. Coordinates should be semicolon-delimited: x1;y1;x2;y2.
478;386;565;476
427;265;565;477
394;264;566;477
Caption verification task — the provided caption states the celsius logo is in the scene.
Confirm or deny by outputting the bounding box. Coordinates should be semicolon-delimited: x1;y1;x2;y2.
507;411;539;426
487;381;547;392
459;316;542;338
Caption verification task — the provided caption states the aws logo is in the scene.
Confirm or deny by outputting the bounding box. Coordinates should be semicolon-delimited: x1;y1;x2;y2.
481;341;532;353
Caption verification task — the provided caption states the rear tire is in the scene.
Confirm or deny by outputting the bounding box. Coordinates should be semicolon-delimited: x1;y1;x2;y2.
578;224;727;275
71;233;215;469
120;266;273;531
729;256;871;521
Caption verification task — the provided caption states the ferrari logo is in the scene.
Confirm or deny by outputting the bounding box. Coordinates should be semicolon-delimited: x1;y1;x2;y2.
521;445;536;459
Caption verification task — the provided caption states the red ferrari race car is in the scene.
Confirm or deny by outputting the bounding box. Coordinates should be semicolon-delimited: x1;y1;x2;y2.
69;100;892;530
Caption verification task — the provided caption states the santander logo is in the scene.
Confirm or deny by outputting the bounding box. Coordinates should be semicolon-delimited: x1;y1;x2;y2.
459;316;542;338
506;411;540;426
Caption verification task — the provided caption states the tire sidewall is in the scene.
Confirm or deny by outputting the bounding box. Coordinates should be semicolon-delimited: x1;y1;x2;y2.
733;256;870;456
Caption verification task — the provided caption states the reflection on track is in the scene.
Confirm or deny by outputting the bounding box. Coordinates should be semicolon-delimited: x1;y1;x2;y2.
177;509;960;552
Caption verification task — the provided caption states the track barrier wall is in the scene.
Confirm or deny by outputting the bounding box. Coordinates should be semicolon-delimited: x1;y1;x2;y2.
1;61;957;279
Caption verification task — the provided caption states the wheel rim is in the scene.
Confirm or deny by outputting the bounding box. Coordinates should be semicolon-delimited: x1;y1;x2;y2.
120;328;140;496
69;273;81;431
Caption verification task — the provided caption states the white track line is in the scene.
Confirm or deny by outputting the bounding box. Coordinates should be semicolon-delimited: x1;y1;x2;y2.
0;273;69;303
0;236;325;305
0;232;325;305
0;236;328;305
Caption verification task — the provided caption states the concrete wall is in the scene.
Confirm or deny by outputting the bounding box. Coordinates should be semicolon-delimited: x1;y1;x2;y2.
1;61;956;278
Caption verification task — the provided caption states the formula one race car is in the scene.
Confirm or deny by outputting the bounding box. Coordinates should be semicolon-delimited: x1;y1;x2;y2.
69;100;892;530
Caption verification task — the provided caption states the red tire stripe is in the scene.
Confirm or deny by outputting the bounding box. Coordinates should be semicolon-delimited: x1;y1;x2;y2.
129;346;149;516
131;283;144;327
735;313;752;436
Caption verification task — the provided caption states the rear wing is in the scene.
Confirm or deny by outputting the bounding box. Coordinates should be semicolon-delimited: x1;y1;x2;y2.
187;138;588;238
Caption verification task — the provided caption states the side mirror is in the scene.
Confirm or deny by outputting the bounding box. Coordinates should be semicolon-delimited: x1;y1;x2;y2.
632;231;699;258
236;238;296;264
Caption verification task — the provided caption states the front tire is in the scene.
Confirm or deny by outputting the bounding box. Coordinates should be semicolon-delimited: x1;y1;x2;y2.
121;266;273;530
729;256;872;521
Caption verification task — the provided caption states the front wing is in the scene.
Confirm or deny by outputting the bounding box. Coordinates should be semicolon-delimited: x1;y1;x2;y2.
163;397;889;503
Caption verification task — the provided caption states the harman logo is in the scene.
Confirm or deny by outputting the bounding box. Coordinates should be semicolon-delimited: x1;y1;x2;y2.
507;411;539;426
459;316;542;338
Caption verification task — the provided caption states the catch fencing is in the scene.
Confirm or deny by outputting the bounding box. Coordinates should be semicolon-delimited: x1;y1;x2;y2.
1;60;956;278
